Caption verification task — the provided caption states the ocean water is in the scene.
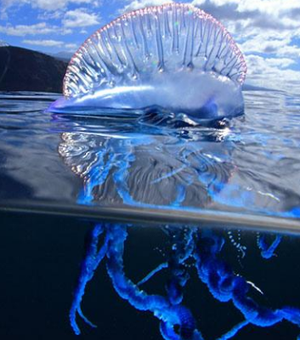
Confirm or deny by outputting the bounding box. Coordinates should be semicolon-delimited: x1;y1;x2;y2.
0;89;300;340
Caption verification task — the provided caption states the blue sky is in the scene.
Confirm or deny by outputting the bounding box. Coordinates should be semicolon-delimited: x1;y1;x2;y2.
1;0;300;89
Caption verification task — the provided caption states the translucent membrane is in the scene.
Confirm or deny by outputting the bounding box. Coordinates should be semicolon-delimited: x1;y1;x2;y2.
63;3;246;99
48;3;247;120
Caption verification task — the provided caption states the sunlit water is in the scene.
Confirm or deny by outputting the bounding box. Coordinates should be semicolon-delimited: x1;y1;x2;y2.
0;89;299;218
1;89;300;340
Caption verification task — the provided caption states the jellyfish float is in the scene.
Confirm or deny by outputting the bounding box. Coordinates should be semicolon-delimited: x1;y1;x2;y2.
50;3;300;340
49;3;246;123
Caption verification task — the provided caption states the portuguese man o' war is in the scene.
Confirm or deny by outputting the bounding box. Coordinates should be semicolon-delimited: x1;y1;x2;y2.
49;3;300;340
49;3;247;123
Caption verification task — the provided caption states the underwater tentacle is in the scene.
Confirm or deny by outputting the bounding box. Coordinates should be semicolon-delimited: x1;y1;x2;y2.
69;224;109;335
227;230;247;259
257;234;282;259
105;224;203;340
193;230;300;336
137;262;168;286
216;320;250;340
138;227;195;304
77;305;97;329
165;227;195;305
160;306;203;340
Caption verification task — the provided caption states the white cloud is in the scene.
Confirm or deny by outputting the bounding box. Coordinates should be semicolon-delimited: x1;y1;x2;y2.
278;45;300;59
240;34;300;58
263;57;296;69
0;23;56;36
34;0;93;11
61;28;73;35
1;0;102;15
65;43;78;50
189;0;300;89
237;0;300;16
0;22;72;36
191;0;300;30
246;54;300;91
62;8;100;27
121;0;173;13
23;39;64;47
192;0;300;15
37;10;64;20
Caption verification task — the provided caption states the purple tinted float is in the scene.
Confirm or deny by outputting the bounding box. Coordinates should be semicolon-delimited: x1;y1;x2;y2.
50;3;247;120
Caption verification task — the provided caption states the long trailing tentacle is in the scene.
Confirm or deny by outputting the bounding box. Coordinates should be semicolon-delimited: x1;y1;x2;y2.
69;222;300;340
216;320;250;340
105;224;203;340
70;224;109;335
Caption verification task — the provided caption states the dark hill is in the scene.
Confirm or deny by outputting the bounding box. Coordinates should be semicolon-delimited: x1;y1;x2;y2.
0;46;68;93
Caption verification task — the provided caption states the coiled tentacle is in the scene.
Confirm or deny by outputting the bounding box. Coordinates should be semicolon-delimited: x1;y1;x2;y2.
194;230;300;338
106;224;203;340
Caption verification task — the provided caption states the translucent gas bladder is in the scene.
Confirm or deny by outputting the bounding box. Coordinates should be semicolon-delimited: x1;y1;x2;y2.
49;3;246;122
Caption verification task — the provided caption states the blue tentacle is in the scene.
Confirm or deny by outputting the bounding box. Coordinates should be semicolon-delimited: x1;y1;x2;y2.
70;224;109;335
165;227;195;305
257;234;282;259
193;230;300;338
105;224;203;340
78;146;117;205
137;262;168;286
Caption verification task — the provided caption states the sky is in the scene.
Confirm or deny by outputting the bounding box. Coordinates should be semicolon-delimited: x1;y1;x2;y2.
0;0;300;89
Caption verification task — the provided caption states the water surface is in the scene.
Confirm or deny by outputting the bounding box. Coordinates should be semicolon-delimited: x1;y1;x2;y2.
0;89;299;222
1;89;300;340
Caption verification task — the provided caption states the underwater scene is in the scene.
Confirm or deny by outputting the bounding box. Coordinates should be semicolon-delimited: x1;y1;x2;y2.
0;86;300;340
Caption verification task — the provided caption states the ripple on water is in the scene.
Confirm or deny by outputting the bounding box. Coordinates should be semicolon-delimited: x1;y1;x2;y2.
0;90;299;218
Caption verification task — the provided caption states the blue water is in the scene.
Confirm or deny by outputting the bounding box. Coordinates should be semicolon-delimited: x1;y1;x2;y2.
0;89;300;340
0;89;300;218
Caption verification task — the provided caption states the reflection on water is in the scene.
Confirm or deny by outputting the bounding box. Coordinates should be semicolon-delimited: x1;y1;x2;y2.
58;122;234;209
0;89;300;217
55;105;300;218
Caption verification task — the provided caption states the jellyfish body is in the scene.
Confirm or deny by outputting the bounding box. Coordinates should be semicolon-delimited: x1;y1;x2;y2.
49;3;246;122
